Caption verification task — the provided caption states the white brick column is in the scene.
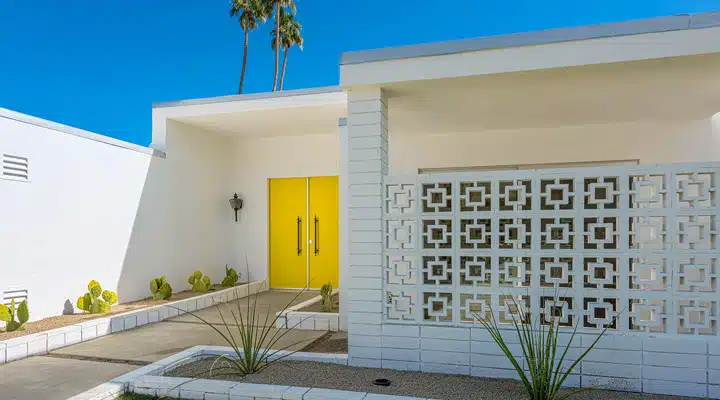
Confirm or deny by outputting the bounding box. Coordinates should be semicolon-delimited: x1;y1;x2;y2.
344;88;388;367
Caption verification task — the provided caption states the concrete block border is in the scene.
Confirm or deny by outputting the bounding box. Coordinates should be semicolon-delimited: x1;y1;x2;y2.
69;345;426;400
276;289;340;331
0;281;267;365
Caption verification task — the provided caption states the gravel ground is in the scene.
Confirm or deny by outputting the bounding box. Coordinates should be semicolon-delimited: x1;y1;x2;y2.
300;331;347;353
0;285;229;340
300;294;340;313
167;359;697;400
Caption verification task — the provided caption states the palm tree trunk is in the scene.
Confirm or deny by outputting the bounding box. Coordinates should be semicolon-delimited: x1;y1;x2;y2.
279;48;288;90
272;2;280;92
239;27;249;94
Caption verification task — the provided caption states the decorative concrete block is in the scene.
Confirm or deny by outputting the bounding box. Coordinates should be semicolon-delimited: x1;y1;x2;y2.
315;317;329;331
304;388;367;400
471;341;524;357
349;346;381;359
470;328;520;343
349;334;382;348
111;317;124;333
148;309;160;323
471;354;523;370
583;349;641;365
382;360;421;371
282;386;311;400
643;351;707;368
643;379;708;398
383;324;419;337
348;300;383;313
582;361;641;379
383;347;421;362
584;334;642;351
300;315;315;330
179;378;238;399
349;357;382;368
710;369;720;385
710;341;720;355
421;338;469;353
123;315;137;331
349;323;382;336
421;326;469;340
0;342;6;364
275;315;287;329
95;321;111;337
582;376;641;392
643;337;707;354
347;289;381;302
471;366;519;380
135;311;149;327
421;350;469;366
421;362;469;375
382;336;420;349
643;365;707;383
348;312;382;325
711;355;720;370
710;385;720;400
329;316;340;331
561;375;581;388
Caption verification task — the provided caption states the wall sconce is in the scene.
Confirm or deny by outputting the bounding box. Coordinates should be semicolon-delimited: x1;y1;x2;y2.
229;193;243;222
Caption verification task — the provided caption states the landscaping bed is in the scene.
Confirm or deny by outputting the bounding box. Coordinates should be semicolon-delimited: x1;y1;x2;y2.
0;285;227;340
165;359;693;400
299;293;339;313
300;331;347;353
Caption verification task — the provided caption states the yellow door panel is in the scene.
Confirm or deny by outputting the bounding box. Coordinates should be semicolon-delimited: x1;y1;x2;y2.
309;176;339;289
269;178;307;289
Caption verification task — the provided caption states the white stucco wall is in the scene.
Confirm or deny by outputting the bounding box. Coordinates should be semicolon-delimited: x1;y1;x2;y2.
231;133;339;284
0;113;233;321
389;118;720;174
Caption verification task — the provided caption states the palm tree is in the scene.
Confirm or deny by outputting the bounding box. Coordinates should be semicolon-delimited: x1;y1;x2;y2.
230;0;270;94
268;0;295;91
271;9;303;91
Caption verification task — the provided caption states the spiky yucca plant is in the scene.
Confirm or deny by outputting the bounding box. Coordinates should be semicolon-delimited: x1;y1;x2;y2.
475;298;612;400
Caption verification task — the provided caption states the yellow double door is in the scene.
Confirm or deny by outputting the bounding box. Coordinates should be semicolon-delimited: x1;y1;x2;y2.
269;176;338;289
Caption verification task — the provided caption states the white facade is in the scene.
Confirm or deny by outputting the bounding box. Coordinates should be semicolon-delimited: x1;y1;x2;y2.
2;9;720;398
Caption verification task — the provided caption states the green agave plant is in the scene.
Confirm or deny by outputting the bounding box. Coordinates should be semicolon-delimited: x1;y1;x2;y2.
475;297;613;400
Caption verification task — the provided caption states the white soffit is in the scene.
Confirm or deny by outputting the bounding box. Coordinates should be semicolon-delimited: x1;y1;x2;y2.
340;11;720;87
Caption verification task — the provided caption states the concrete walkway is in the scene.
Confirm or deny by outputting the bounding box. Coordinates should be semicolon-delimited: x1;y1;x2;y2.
0;290;325;400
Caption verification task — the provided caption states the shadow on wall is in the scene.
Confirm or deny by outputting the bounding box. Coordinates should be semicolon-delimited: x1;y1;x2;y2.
115;120;236;304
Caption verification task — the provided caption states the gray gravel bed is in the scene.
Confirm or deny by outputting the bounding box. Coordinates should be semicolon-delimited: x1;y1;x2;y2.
166;359;697;400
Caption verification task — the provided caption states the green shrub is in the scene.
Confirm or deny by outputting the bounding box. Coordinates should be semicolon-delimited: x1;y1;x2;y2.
77;280;117;314
475;297;612;399
0;299;29;332
221;265;239;287
150;276;173;300
320;281;333;312
188;270;211;293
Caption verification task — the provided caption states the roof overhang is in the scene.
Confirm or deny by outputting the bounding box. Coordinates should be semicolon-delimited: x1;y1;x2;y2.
151;87;346;151
340;11;720;87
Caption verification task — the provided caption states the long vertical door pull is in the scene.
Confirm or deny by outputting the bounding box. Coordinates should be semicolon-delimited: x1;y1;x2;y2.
297;217;302;255
314;215;319;255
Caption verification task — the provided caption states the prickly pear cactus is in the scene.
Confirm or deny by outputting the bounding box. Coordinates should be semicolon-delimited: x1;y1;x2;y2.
150;276;173;300
77;280;116;314
0;299;29;332
221;265;239;287
188;271;211;293
320;281;334;312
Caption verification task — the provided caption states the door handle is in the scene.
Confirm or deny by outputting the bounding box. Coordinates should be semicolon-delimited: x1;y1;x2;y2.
314;215;319;256
297;217;302;256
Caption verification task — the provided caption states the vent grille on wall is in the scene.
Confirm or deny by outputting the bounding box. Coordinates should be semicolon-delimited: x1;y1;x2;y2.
2;154;29;181
2;288;29;306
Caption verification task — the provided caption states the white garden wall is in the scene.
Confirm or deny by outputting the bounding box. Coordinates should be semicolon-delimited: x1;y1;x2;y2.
230;133;339;284
0;110;234;321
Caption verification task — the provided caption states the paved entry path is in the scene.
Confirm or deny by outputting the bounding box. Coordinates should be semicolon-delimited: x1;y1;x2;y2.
0;290;325;400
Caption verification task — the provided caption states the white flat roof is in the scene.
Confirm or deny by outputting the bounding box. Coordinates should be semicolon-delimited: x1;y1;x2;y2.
341;11;720;65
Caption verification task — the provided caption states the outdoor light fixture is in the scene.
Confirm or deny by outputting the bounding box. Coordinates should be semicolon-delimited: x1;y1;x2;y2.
229;193;243;222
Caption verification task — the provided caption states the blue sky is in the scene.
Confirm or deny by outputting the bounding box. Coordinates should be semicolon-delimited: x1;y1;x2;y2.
1;1;718;146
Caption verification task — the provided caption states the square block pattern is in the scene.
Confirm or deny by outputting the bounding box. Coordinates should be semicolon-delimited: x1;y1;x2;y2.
383;165;720;336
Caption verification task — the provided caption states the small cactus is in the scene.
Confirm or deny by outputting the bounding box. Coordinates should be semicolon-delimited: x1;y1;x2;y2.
150;276;173;300
0;299;29;332
320;281;334;312
221;265;239;287
77;280;117;314
189;270;211;293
